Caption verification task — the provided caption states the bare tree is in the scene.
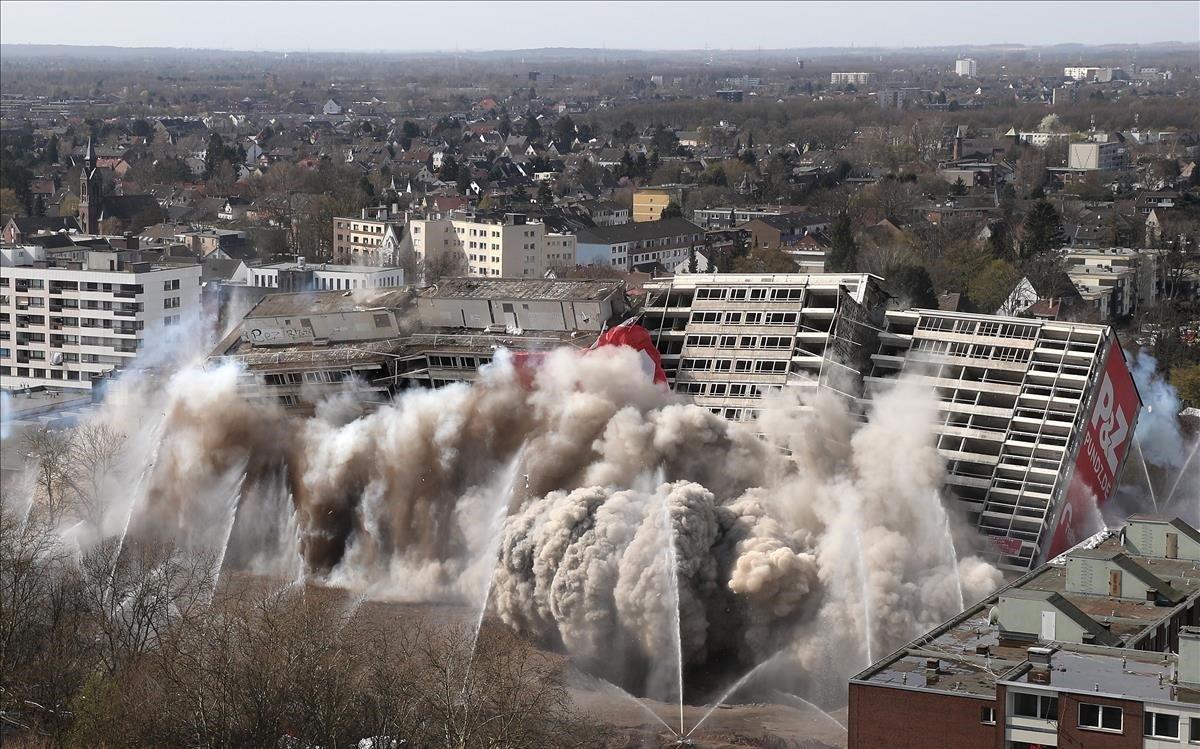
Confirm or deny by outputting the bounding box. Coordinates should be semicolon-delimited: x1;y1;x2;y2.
21;425;74;522
78;538;215;676
65;422;126;529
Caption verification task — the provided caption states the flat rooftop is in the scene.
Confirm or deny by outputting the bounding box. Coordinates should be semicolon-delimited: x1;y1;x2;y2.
214;328;599;369
852;533;1200;700
420;277;623;302
245;289;414;319
1003;649;1200;704
642;272;878;290
256;261;401;274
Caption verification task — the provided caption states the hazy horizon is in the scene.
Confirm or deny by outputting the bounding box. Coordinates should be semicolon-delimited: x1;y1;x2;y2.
1;0;1197;53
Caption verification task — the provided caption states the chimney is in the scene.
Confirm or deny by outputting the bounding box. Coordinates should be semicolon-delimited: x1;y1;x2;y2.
1028;646;1054;684
124;230;138;251
925;657;940;684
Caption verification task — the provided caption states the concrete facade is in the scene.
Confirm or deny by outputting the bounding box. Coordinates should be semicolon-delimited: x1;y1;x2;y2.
641;273;886;422
237;260;403;292
332;205;407;265
1069;141;1126;171
1;248;201;390
409;212;575;279
632;186;685;223
869;310;1123;571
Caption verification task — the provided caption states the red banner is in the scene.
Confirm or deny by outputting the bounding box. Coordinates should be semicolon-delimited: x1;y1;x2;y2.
509;319;667;389
1045;342;1141;560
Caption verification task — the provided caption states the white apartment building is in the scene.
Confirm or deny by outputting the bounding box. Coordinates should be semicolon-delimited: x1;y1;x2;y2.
332;205;408;266
869;310;1131;572
1064;247;1146;319
1017;131;1070;148
408;211;576;278
641;273;888;422
692;205;807;230
234;259;403;292
830;72;876;86
1;247;202;390
955;58;977;77
1064;66;1102;81
1068;141;1126;171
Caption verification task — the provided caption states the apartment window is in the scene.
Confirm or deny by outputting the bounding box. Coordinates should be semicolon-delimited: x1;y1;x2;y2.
1144;711;1179;739
1190;717;1200;743
1013;693;1058;720
770;288;804;301
980;706;996;725
1078;703;1122;732
373;313;390;328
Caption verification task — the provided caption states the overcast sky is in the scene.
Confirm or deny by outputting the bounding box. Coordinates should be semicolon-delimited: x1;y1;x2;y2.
1;1;1197;51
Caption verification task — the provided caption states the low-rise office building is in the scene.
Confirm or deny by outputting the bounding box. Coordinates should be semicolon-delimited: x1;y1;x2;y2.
691;205;808;230
576;217;706;271
234;258;404;292
210;278;627;411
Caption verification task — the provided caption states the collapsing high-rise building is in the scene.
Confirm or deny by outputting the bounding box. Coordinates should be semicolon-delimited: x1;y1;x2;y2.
869;309;1140;572
642;274;1140;573
641;273;888;422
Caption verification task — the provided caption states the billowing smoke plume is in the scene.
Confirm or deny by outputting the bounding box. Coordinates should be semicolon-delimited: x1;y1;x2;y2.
26;344;1004;703
1111;350;1198;527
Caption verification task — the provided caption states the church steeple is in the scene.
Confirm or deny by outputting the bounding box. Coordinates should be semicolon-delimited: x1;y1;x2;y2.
79;137;102;234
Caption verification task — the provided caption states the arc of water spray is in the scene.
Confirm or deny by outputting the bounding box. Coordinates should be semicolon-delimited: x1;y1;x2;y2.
597;678;677;736
110;412;169;583
208;471;248;603
1132;436;1160;513
464;446;528;683
853;525;874;667
770;690;847;733
938;496;965;613
657;481;686;738
1162;439;1199;511
685;651;784;738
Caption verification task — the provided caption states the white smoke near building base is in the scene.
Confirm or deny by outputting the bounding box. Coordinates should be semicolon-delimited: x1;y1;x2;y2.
22;342;1003;703
1111;350;1199;528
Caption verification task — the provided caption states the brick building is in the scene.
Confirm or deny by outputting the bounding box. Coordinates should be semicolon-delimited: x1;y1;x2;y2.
849;515;1200;748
